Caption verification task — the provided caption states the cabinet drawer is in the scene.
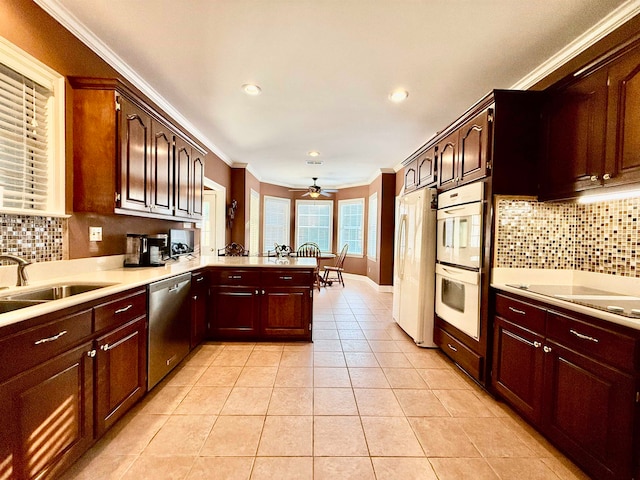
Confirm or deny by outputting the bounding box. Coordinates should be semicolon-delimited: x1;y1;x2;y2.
436;328;483;382
0;309;93;381
94;289;147;332
495;294;545;334
209;269;261;286
262;270;314;286
546;311;638;372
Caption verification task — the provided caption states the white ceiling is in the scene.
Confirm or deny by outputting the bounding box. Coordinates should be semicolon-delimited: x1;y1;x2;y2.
40;0;635;190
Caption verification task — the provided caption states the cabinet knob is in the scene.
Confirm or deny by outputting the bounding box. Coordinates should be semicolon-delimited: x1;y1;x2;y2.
590;175;599;182
262;290;265;295
87;349;97;358
543;345;552;353
533;341;542;348
255;290;259;295
101;344;110;351
603;173;611;180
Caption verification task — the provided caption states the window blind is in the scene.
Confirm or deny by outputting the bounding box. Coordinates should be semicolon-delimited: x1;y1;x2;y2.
338;198;364;255
0;62;52;211
296;200;333;252
263;196;291;252
249;189;260;255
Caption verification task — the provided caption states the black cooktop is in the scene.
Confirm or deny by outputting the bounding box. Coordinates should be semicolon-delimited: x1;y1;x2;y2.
505;284;640;319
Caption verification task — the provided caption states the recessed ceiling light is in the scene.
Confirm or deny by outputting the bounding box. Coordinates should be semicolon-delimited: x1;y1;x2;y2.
388;89;409;103
242;84;262;95
307;151;320;157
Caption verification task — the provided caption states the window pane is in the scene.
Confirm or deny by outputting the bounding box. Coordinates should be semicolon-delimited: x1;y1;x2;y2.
367;193;377;259
338;198;363;255
263;196;291;252
296;200;333;252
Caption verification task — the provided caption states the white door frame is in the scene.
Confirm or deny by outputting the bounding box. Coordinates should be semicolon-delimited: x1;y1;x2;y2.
202;177;226;255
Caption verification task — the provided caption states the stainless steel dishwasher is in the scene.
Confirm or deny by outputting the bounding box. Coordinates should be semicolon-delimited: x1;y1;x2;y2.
147;273;191;390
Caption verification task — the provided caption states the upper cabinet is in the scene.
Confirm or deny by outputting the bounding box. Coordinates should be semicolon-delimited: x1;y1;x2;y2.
70;77;205;220
402;145;437;193
540;41;640;200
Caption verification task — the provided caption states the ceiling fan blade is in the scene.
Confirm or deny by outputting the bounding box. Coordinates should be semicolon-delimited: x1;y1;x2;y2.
319;191;332;197
301;192;311;197
323;189;338;193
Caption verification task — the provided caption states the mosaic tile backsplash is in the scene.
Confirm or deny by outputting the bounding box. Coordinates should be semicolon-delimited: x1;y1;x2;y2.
495;196;639;277
0;214;66;265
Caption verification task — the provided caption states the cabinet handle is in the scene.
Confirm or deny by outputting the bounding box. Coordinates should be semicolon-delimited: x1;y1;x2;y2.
447;343;458;352
279;276;293;280
196;276;205;282
508;306;526;315
101;343;110;351
603;173;611;180
115;304;133;314
533;341;542;348
192;295;198;301
569;329;599;343
34;330;67;345
543;345;552;353
255;290;259;295
87;349;96;358
229;275;242;279
262;290;265;295
590;175;599;182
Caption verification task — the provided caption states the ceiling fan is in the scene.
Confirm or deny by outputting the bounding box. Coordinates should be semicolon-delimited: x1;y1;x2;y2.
289;178;338;198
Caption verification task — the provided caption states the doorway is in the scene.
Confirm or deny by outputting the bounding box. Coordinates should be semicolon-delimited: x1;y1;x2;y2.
201;178;226;255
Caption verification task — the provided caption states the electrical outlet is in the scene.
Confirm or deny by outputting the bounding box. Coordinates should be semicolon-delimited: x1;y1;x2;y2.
89;226;102;242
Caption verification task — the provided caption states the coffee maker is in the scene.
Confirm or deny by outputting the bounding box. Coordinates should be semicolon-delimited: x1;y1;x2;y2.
124;233;168;267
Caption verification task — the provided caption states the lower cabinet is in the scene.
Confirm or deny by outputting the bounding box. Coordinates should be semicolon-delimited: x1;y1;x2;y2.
492;292;640;480
0;341;95;480
190;270;208;349
208;268;313;341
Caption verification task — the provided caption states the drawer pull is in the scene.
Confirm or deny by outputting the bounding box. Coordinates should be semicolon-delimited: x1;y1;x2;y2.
196;276;205;282
279;276;293;280
115;304;133;314
533;341;542;348
101;343;110;351
569;329;599;343
229;275;242;279
543;345;552;353
34;330;67;345
508;306;526;315
447;343;458;352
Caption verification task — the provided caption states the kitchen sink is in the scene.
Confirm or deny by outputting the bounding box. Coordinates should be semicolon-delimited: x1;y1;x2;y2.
2;283;115;301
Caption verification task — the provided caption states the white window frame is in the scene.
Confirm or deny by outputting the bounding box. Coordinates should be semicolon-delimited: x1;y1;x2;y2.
338;198;364;257
295;200;333;253
249;189;260;256
0;37;66;216
367;192;378;260
263;195;291;253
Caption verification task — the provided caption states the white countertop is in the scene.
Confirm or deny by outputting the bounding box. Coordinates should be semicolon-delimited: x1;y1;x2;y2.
0;255;317;330
491;268;640;331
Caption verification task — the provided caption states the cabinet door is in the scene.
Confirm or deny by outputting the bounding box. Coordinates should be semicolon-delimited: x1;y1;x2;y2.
261;287;312;339
0;342;94;480
417;147;436;187
119;97;151;212
403;159;417;192
174;137;192;218
491;317;544;424
605;47;640;187
190;271;208;348
458;109;491;185
539;69;608;199
150;121;174;216
209;286;261;339
437;130;458;189
542;340;635;480
192;153;204;217
95;317;147;437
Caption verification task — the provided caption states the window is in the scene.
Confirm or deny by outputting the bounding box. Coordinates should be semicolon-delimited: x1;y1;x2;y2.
295;200;333;252
367;193;378;259
338;198;364;256
0;38;65;215
249;189;260;255
263;196;291;252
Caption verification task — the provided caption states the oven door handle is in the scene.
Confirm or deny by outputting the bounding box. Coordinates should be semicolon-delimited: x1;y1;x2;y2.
441;206;466;215
442;267;465;275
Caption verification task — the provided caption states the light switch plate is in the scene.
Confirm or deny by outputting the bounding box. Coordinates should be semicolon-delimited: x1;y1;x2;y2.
89;226;102;242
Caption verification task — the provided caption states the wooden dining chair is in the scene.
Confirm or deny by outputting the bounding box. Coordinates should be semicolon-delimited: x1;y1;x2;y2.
217;242;248;256
296;242;321;290
322;243;348;287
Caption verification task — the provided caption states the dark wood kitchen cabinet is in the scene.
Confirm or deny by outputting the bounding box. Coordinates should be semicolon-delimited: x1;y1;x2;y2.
540;40;640;199
208;267;314;341
491;291;640;480
70;77;204;220
417;146;437;187
190;270;208;349
402;157;418;192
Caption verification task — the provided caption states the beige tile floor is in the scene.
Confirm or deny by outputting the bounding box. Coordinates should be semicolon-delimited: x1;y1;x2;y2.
62;280;591;480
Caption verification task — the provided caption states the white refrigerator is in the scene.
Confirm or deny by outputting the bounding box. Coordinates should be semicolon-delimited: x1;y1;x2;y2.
392;188;437;347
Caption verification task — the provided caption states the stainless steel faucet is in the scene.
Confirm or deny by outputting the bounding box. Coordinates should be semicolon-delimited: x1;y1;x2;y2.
0;255;31;286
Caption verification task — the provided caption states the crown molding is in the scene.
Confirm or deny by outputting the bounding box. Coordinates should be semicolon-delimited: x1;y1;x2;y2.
512;0;640;89
34;0;233;166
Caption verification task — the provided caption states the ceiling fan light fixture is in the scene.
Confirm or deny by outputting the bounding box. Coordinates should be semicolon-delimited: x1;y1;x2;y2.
242;83;262;95
309;191;321;199
388;89;409;103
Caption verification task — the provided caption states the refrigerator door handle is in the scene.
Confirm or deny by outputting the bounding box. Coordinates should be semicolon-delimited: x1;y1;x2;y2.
397;214;407;279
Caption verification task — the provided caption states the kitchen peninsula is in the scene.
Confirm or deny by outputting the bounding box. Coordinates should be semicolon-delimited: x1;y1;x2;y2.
0;255;316;480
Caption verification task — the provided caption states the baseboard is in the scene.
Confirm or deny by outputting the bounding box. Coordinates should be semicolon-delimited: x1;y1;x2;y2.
341;273;393;293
